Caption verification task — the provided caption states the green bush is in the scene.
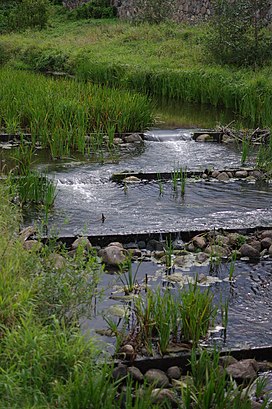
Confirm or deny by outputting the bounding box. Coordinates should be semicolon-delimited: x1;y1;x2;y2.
208;0;272;67
70;0;117;20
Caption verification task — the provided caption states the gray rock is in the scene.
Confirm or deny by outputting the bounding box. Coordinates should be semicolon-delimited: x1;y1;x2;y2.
98;245;127;266
151;389;179;407
269;244;272;257
248;240;262;253
167;366;181;380
261;237;272;249
172;239;185;250
235;170;248;178
192;235;206;249
108;242;124;249
23;240;42;252
196;133;212;142
187;243;195;252
226;359;258;382
147;239;164;251
228;232;243;247
71;236;92;251
123;176;141;183
215;234;230;246
205;245;229;257
112;364;127;381
219;356;238;367
250;170;263;179
113;137;123;145
174;256;186;267
128;366;144;382
217;172;229;181
48;253;66;270
260;230;272;240
211;170;220;178
239;244;260;259
124;133;143;143
129;248;142;257
144;369;170;388
196;252;209;263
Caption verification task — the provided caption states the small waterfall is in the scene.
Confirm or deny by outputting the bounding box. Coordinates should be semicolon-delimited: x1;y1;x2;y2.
143;129;193;142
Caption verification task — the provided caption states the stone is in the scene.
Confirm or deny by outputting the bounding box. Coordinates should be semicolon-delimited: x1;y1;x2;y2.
261;237;272;249
227;172;233;178
123;176;141;183
196;252;209;263
205;245;229;257
219;355;238;367
146;239;164;251
108;242;124;249
217;172;229;181
113;137;123;145
128;366;144;382
260;230;272;240
48;253;66;270
239;244;260;259
151;389;179;408
19;225;36;242
112;364;127;381
196;133;212;142
71;236;92;251
187;243;195;252
23;240;42;252
192;235;206;249
129;248;142;257
250;170;263;179
138;240;146;249
211;170;220;178
248;240;262;253
172;239;185;250
167;366;181;380
228;232;242;247
120;344;136;361
226;359;258;382
174;256;186;267
215;234;230;246
124;133;143;143
235;170;248;178
269;244;272;257
144;369;170;388
98;245;127;266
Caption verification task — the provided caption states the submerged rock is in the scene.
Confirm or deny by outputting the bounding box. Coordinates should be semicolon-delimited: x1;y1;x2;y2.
217;172;229;181
124;133;143;143
123;176;141;183
235;170;248;178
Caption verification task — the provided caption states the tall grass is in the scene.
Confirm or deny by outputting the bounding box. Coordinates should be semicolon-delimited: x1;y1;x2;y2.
0;68;153;158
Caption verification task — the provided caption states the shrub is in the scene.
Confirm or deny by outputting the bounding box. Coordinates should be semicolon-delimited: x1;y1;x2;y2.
132;0;175;24
208;0;272;67
70;0;117;19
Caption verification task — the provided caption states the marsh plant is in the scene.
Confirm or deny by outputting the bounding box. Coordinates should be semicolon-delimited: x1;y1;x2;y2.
164;235;174;270
241;135;251;165
118;255;141;294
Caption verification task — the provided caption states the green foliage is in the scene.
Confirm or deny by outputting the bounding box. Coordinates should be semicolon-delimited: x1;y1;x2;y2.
208;0;272;66
0;0;50;33
69;0;117;20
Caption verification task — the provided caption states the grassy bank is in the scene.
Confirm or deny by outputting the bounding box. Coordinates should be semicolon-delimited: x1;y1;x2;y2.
0;68;153;157
0;12;272;127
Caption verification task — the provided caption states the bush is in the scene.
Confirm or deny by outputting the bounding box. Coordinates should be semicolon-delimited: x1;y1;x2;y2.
132;0;175;24
208;0;272;67
70;0;117;20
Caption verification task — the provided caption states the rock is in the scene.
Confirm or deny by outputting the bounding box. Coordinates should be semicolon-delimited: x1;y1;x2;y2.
108;242;124;249
167;366;181;380
124;133;143;143
235;170;248;178
226;359;258;382
192;235;206;249
98;245;127;266
146;239;164;251
202;173;208;179
112;364;127;381
19;225;36;241
250;170;263;179
217;172;229;181
151;389;179;407
269;244;272;257
205;245;229;257
196;133;212;142
71;236;92;251
239;244;260;259
129;248;142;257
222;135;235;144
113;137;123;145
138;240;146;249
172;239;185;250
174;256;186;267
215;234;230;246
261;237;272;249
48;253;66;270
211;170;220;178
228;232;243;247
196;252;209;263
123;176;141;183
219;356;238;367
128;366;144;382
120;345;136;361
251;402;262;409
187;243;195;252
260;230;272;240
144;369;170;388
248;240;262;253
23;240;42;252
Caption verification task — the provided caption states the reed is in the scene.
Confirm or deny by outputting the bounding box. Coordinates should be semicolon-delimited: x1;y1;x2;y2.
0;68;153;158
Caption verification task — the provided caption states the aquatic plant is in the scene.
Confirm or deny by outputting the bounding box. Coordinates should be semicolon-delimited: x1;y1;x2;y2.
164;235;173;270
180;166;187;196
117;255;141;294
241;135;251;165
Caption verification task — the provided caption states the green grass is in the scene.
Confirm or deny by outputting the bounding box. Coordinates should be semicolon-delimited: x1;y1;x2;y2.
0;11;272;127
0;67;153;158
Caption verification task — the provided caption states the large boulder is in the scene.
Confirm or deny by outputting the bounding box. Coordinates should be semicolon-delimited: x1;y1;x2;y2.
239;244;260;259
144;369;170;388
98;245;127;266
192;235;206;249
226;359;258;382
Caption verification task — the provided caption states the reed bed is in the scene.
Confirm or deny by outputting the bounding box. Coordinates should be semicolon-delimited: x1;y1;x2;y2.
0;68;153;157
